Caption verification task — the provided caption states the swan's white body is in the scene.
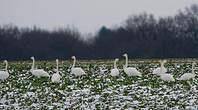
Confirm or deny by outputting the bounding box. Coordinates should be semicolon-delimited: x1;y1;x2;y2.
30;57;50;78
159;74;175;82
0;60;9;81
153;60;167;75
52;59;61;83
179;62;196;80
110;59;119;77
155;60;175;81
179;73;196;80
71;56;86;76
123;54;142;77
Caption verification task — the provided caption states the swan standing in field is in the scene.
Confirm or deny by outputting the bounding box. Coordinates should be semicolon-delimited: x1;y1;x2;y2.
0;60;9;81
110;58;119;77
179;62;197;80
71;56;86;76
159;73;175;82
122;53;142;77
30;57;50;78
51;59;61;83
156;60;175;81
152;60;167;75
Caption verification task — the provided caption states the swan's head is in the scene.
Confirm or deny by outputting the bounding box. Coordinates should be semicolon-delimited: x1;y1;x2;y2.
115;58;119;62
122;54;127;57
30;56;34;60
163;60;167;63
71;56;76;59
56;59;58;63
4;60;7;63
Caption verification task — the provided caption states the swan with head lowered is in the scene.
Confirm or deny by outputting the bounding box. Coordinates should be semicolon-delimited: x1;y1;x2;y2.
0;60;9;81
71;56;86;76
30;57;50;78
152;60;167;75
122;53;142;77
110;58;119;77
179;62;197;80
51;59;61;83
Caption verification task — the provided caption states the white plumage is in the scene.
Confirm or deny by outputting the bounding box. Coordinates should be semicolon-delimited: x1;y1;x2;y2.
51;59;61;83
179;62;196;80
179;73;196;80
110;58;119;77
152;60;167;75
124;67;142;77
123;53;142;77
153;60;174;81
30;57;50;78
0;60;9;81
71;56;86;76
159;73;175;82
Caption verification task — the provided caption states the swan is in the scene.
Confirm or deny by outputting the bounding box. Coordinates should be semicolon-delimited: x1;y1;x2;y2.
159;73;175;82
157;60;175;81
71;56;86;76
0;60;9;81
122;53;142;77
179;62;197;80
51;59;61;83
110;58;119;77
30;57;50;78
152;60;167;75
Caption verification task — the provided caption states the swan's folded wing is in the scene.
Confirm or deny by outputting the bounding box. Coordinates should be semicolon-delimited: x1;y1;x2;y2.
110;69;119;76
179;73;195;80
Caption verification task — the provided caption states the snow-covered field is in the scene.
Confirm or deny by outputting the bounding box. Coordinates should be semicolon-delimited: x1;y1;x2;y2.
0;59;198;109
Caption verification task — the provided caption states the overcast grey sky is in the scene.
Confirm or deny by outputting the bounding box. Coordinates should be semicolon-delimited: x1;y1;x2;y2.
0;0;197;33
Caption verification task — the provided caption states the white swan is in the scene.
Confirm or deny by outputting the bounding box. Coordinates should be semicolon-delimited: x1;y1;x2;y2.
110;58;119;77
179;62;196;80
71;56;86;76
0;60;9;81
159;73;175;82
157;60;175;81
30;57;50;78
51;59;61;83
152;60;167;75
123;53;142;77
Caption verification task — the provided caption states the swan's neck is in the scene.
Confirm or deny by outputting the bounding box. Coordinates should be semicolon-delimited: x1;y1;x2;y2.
125;55;128;68
32;58;35;70
160;62;163;73
192;63;195;74
5;61;8;71
56;60;59;74
72;58;76;68
114;60;117;69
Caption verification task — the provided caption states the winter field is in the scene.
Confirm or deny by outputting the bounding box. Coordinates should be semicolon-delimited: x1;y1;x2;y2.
0;59;198;109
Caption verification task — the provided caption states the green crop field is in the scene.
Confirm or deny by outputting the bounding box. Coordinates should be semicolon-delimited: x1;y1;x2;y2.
0;59;198;109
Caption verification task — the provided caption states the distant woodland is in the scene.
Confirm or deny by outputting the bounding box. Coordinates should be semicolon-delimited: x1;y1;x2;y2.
0;4;198;60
